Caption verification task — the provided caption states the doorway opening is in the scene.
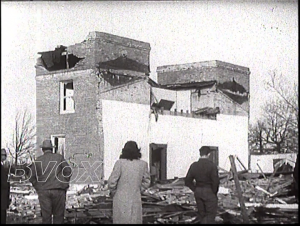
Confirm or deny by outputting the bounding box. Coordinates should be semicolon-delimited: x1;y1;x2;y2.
208;146;219;166
149;143;167;184
51;135;66;158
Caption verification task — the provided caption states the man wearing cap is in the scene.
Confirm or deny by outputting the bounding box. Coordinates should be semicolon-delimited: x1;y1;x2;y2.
1;148;10;224
29;140;72;224
185;146;220;224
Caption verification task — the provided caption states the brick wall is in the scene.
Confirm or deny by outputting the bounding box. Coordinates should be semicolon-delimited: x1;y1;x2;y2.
99;79;150;104
157;66;249;92
36;69;102;183
214;91;248;116
191;90;215;111
93;32;150;69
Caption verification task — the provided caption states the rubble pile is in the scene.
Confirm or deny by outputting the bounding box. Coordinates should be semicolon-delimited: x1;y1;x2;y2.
6;172;298;224
141;178;200;224
64;184;112;224
7;182;41;224
216;173;298;224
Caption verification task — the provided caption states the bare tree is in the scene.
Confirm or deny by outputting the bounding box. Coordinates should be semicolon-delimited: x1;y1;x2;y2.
7;109;36;167
265;71;298;152
249;120;268;153
262;99;293;153
266;70;298;127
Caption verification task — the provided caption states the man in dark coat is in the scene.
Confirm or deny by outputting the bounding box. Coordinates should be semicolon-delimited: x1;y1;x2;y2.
29;140;72;224
1;148;10;224
293;154;298;202
185;146;220;224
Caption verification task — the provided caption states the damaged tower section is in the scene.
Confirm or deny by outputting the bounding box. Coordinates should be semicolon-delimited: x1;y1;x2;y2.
35;32;151;183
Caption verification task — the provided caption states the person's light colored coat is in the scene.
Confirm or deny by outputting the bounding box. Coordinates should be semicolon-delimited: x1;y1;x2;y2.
108;159;151;224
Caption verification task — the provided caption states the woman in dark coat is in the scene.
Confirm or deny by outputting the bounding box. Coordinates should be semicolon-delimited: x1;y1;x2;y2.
108;141;151;224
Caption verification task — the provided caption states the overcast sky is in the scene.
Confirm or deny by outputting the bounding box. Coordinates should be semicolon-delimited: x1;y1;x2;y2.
1;1;298;147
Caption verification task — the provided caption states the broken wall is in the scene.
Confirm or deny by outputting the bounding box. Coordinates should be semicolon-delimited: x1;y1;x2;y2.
151;87;191;112
214;91;248;116
36;31;151;76
191;86;216;111
157;60;249;90
152;86;247;116
92;32;150;72
156;60;250;114
101;99;249;179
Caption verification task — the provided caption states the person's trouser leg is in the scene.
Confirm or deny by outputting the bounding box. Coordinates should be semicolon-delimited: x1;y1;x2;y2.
294;181;298;203
1;209;7;224
38;190;52;224
194;188;205;223
51;190;66;224
201;188;218;224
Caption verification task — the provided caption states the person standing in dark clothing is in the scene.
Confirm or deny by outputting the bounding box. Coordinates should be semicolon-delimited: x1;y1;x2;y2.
293;154;298;202
185;146;220;224
29;140;72;224
1;148;10;224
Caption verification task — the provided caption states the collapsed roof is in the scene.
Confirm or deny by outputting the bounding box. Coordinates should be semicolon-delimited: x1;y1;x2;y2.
37;45;84;71
97;56;150;74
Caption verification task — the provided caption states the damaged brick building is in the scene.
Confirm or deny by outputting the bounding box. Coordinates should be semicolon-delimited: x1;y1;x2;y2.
35;31;250;183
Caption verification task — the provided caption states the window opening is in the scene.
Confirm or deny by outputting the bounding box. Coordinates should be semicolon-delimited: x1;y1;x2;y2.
60;81;75;114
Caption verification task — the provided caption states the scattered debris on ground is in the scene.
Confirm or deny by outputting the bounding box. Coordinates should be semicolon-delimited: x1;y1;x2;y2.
6;171;298;224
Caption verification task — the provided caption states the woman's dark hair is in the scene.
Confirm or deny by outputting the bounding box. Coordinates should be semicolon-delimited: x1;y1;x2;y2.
119;141;142;161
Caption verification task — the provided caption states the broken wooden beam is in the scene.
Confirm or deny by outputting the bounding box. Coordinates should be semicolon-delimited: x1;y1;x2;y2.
10;189;31;195
255;186;287;204
266;163;281;191
229;155;250;224
235;155;247;171
242;203;298;209
256;163;267;179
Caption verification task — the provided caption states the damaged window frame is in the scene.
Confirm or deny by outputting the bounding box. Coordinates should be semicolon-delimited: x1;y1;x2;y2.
60;80;75;114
